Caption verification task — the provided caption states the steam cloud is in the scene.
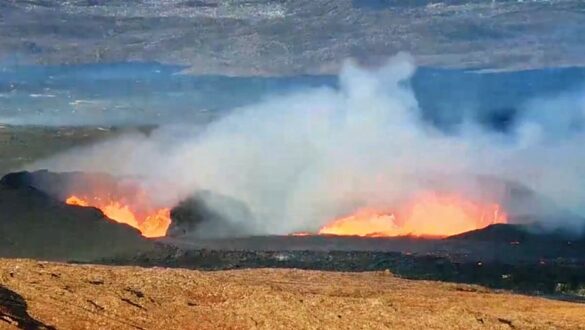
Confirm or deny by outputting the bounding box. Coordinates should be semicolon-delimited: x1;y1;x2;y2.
31;53;585;235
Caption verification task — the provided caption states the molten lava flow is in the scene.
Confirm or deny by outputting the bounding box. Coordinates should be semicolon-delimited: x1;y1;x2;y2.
290;232;311;237
318;210;399;237
66;195;171;238
318;193;507;238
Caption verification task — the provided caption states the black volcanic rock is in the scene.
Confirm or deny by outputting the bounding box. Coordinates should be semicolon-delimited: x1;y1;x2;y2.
448;223;585;243
447;224;535;242
0;171;39;190
169;190;256;239
0;171;157;262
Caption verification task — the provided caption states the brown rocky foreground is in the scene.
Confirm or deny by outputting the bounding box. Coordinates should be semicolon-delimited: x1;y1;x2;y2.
1;259;584;329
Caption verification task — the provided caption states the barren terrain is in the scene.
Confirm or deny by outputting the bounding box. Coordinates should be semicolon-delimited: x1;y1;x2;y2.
2;0;585;75
1;259;585;329
0;125;146;175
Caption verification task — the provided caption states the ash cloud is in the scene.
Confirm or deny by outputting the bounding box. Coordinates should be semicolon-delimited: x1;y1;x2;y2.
30;54;585;235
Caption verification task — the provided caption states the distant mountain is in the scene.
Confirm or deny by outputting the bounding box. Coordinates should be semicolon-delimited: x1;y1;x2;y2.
1;0;585;75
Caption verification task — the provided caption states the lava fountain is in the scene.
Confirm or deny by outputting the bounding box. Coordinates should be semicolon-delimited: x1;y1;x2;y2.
318;192;507;238
66;194;171;238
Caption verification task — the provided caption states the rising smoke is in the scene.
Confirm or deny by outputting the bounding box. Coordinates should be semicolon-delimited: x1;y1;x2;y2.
31;53;585;235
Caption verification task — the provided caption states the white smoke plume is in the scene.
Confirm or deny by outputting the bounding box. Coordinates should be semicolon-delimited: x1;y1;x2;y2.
31;53;585;235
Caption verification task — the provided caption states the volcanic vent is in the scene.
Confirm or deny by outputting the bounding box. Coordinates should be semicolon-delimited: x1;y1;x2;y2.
0;171;158;261
31;170;174;238
0;170;258;241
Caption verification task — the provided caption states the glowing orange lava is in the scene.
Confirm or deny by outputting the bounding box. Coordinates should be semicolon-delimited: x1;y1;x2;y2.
318;209;399;237
290;232;311;237
66;195;171;238
318;193;507;238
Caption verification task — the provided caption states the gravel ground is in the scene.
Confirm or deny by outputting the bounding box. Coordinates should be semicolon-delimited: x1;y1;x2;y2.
2;258;585;329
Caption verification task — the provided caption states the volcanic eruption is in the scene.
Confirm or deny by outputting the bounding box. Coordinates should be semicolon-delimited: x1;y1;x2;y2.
64;185;508;239
27;54;585;239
